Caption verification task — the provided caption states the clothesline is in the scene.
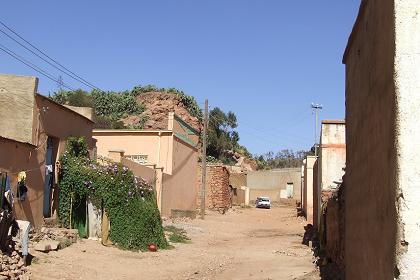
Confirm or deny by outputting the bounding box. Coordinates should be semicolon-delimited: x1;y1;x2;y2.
0;165;47;176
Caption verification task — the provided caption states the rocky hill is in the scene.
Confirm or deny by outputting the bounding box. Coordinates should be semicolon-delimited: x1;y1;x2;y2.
123;92;202;132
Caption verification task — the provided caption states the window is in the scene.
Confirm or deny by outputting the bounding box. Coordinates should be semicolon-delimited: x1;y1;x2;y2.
126;155;148;165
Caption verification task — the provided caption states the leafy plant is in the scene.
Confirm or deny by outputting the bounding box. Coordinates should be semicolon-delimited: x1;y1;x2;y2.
58;137;168;251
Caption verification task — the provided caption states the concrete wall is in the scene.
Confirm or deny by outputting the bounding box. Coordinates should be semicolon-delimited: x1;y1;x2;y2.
247;168;301;200
344;1;398;278
249;189;282;202
303;156;317;224
0;74;38;144
161;137;198;217
0;93;94;228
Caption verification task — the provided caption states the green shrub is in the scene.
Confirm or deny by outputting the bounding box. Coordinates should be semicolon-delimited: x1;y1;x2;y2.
58;137;168;251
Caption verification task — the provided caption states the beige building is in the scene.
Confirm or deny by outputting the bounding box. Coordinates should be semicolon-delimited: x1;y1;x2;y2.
93;113;199;217
344;0;420;278
0;74;94;228
247;168;301;202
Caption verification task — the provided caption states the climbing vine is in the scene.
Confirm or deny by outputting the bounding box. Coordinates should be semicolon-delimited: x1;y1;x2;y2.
58;137;168;250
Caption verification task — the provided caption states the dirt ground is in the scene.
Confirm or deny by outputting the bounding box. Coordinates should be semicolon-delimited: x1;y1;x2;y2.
28;203;319;280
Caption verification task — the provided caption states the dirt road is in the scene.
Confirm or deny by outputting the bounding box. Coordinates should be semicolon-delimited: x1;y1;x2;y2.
28;203;319;280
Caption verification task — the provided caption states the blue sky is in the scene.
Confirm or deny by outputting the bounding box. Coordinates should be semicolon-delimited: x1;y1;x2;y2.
1;1;360;155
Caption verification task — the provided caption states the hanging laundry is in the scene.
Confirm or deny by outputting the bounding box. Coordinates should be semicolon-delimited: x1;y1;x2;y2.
17;171;28;201
45;165;53;175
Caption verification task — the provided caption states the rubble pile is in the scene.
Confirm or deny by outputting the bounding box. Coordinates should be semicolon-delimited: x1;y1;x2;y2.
0;251;30;280
30;227;78;250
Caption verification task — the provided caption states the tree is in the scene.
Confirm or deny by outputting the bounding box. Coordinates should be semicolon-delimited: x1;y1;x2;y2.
255;149;314;170
207;107;240;162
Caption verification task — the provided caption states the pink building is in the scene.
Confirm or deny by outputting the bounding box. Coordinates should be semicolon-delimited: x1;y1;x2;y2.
93;113;199;218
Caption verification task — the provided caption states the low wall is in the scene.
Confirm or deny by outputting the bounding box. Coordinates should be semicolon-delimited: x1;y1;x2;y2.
121;158;156;185
320;182;345;275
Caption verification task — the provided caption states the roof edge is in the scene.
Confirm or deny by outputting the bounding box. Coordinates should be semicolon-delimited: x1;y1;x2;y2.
343;0;368;64
36;94;95;124
322;120;345;124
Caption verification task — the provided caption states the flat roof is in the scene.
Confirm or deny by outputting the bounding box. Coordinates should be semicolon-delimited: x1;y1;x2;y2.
343;0;367;64
93;129;173;134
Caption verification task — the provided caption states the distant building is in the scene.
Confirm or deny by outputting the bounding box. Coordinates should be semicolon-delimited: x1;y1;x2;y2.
0;74;94;227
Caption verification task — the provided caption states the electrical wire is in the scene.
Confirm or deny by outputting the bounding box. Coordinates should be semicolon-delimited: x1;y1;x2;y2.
0;43;75;91
0;19;99;90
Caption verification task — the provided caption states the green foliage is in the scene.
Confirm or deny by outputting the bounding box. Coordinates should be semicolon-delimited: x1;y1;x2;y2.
66;137;89;158
207;107;240;163
51;89;146;129
58;137;168;251
91;90;144;119
164;226;190;243
52;89;93;107
93;115;126;129
254;149;312;170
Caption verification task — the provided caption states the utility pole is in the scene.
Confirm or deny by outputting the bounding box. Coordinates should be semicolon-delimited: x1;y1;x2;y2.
200;99;209;219
57;75;64;91
311;103;323;156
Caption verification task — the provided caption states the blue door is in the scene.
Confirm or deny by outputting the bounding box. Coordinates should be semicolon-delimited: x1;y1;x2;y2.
43;137;54;217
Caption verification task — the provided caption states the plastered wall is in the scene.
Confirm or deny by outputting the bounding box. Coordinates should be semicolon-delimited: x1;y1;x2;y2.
0;74;38;144
394;0;420;277
344;1;398;278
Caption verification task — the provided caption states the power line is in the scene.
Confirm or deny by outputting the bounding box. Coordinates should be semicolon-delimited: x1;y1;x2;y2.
0;19;100;90
0;43;75;91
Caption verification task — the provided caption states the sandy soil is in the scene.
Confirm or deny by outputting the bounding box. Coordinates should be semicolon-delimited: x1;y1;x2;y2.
28;203;319;280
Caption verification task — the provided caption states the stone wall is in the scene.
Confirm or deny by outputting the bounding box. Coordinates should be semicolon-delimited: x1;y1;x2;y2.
197;165;231;212
322;182;345;274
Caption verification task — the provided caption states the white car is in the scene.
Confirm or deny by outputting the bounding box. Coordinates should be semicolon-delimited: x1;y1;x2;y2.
256;197;271;209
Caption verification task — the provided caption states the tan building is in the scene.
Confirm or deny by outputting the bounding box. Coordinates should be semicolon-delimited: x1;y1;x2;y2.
93;113;199;217
344;0;420;278
247;168;301;202
0;74;94;228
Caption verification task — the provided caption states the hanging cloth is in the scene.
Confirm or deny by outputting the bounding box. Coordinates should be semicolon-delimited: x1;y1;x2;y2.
17;171;28;201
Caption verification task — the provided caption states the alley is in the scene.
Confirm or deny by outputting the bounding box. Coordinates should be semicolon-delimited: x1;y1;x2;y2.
28;204;317;280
